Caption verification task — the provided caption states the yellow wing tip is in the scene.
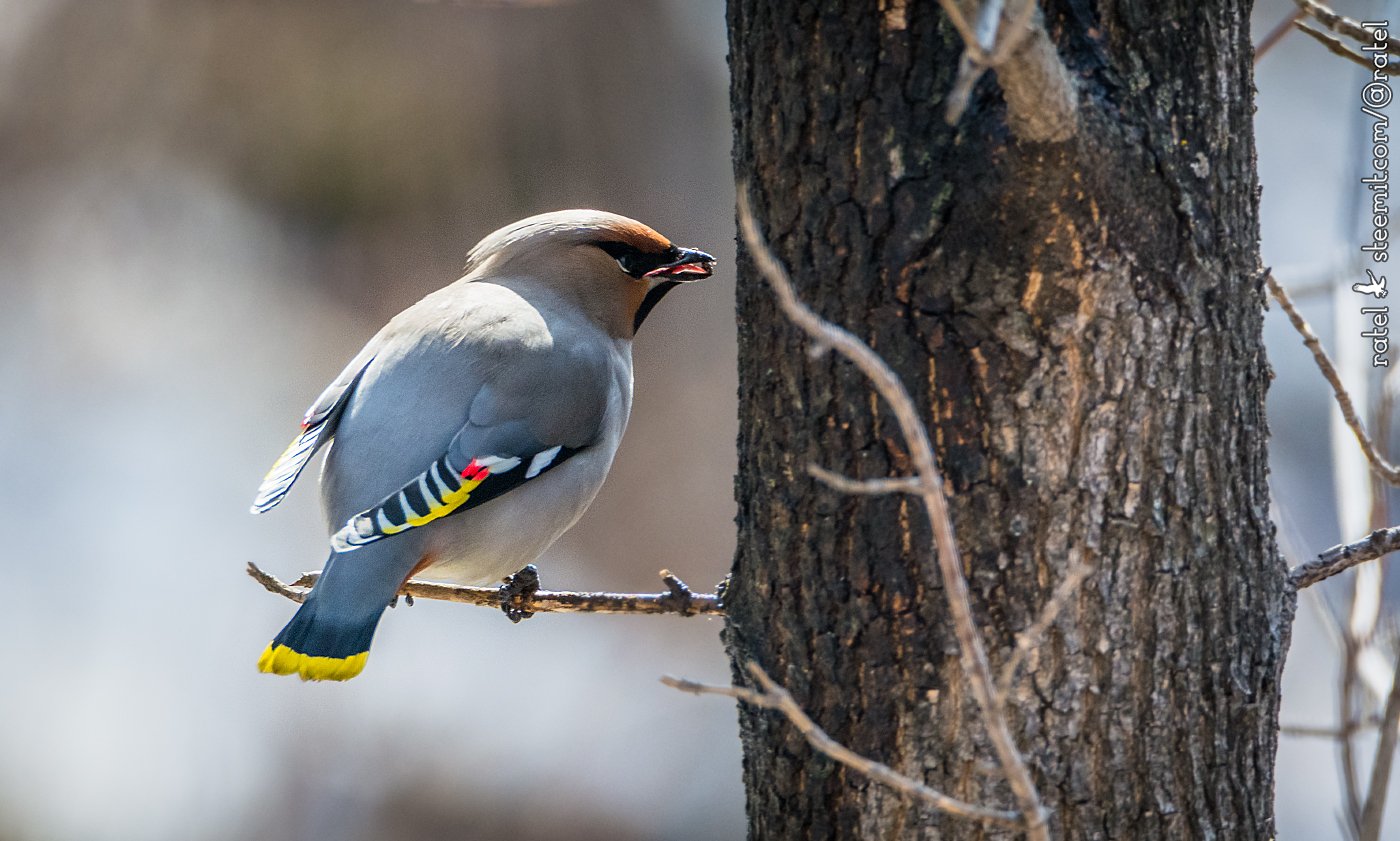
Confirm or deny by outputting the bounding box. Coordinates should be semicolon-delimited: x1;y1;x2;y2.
257;643;368;682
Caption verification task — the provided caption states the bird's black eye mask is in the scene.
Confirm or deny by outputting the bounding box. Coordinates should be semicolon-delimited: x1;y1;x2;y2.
593;239;715;332
594;240;680;279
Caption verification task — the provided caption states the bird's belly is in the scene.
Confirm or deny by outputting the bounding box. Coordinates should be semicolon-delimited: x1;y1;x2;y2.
416;446;616;586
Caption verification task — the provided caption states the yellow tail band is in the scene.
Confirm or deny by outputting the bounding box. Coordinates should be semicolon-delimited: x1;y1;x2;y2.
258;643;369;682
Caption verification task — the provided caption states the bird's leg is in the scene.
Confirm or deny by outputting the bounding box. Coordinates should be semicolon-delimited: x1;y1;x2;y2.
499;564;541;623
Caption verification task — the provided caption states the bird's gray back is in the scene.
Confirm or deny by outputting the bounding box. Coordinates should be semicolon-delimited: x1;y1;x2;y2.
320;280;619;531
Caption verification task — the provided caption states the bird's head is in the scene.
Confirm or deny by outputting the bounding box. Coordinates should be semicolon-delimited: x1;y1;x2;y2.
463;210;715;338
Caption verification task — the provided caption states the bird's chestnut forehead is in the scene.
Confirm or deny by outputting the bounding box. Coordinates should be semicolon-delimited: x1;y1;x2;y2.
597;220;672;253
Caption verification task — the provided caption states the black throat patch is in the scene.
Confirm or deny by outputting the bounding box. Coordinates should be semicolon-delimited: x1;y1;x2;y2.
633;280;681;333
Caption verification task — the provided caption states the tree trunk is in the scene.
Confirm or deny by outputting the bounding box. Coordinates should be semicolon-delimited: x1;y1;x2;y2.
724;2;1291;838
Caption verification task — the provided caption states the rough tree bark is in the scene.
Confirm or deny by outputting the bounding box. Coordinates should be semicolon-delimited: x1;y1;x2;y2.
724;2;1290;839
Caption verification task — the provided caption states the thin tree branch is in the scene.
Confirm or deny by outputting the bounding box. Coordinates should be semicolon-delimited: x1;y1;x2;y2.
935;0;986;62
1289;527;1400;590
1278;724;1341;738
1294;0;1400;57
1295;24;1400;76
1255;7;1307;61
1266;272;1400;486
989;0;1042;65
1280;714;1386;738
248;562;313;603
246;561;723;616
996;557;1094;701
737;189;1050;841
937;0;1077;141
946;53;988;127
1343;637;1367;835
663;662;1023;830
1359;652;1400;841
808;464;922;495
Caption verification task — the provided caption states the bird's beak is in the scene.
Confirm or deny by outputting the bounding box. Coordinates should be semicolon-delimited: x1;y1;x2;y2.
644;247;715;280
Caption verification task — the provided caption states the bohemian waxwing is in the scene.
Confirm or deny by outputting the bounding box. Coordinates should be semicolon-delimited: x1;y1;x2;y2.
252;210;714;680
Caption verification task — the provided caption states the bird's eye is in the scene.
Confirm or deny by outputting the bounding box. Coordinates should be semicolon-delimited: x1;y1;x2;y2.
617;254;642;275
595;240;651;278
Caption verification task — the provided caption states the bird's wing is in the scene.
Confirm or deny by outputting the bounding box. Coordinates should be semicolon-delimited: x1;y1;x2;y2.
328;341;612;553
251;345;377;514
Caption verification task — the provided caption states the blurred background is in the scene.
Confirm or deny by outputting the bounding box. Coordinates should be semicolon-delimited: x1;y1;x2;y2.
0;0;1394;838
0;1;738;839
1259;0;1400;838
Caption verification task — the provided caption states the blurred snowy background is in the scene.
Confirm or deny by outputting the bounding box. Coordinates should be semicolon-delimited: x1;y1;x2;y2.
0;0;1394;838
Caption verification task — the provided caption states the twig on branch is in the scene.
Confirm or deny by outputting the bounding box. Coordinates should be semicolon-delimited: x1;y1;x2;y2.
937;0;1077;141
248;562;312;603
246;561;724;617
737;189;1050;841
996;557;1094;701
663;662;1023;830
1283;0;1400;76
1288;527;1400;590
1360;652;1400;841
808;464;922;496
1266;272;1400;486
990;0;1040;64
1295;24;1400;76
937;0;985;62
1343;638;1367;834
1280;714;1386;738
1294;0;1400;57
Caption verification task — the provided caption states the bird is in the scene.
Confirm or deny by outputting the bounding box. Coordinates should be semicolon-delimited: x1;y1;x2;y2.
251;210;714;681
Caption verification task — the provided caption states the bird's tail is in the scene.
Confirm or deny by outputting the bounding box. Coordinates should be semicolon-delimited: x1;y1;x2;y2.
257;595;382;682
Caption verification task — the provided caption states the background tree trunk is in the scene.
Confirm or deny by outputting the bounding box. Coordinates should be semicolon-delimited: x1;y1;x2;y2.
724;2;1291;838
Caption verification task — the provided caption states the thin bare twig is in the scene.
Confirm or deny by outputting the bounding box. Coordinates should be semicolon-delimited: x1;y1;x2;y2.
1255;7;1307;61
808;464;922;495
1295;24;1400;76
1343;637;1367;834
737;190;1050;840
996;558;1094;701
940;0;994;121
1294;0;1400;57
1359;652;1400;841
246;562;723;616
937;0;1077;141
1288;527;1400;590
946;53;988;126
936;0;986;62
1280;714;1386;738
663;662;1023;829
989;0;1041;65
1266;272;1400;486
